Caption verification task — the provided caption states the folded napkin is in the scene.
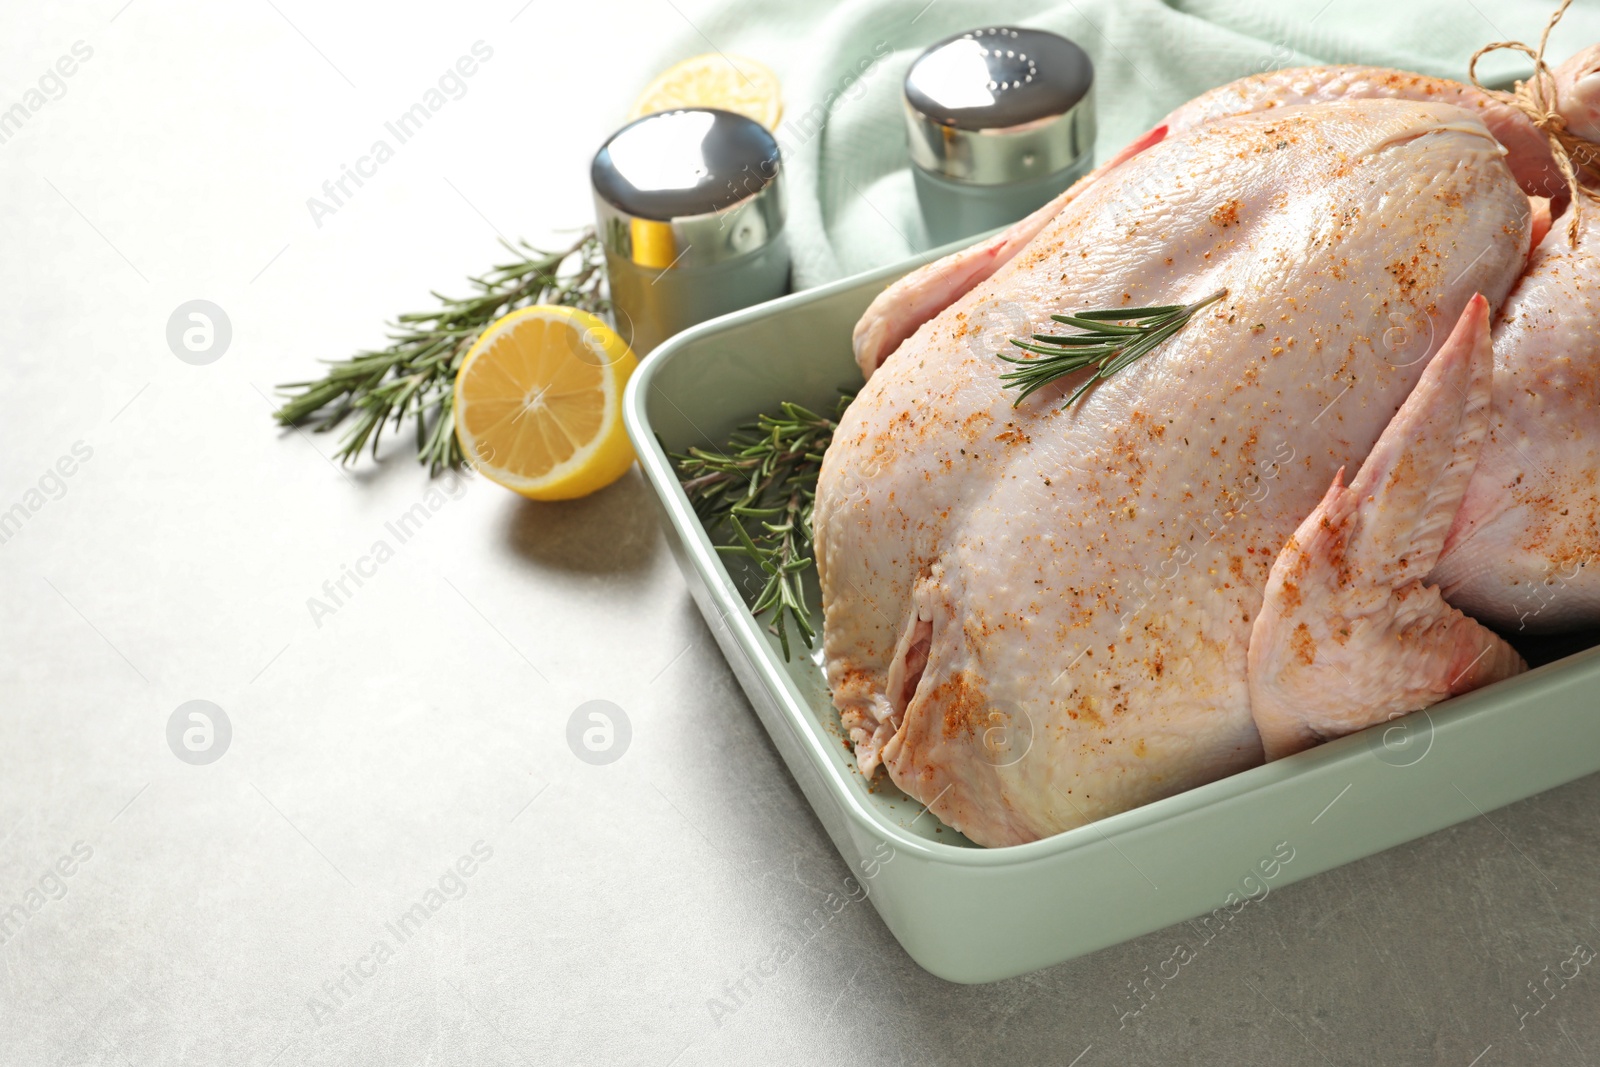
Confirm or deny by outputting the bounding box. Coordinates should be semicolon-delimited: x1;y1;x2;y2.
647;0;1600;288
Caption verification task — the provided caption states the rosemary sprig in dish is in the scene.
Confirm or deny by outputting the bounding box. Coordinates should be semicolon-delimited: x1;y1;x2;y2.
999;289;1228;408
672;396;852;660
274;230;608;473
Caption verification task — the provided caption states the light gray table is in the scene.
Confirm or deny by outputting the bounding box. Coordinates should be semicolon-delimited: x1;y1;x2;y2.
3;2;1598;1064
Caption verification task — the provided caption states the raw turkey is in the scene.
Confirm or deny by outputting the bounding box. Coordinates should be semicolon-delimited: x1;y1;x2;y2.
815;58;1600;847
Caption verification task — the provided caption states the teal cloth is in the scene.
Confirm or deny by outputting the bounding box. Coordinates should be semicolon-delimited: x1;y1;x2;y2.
647;0;1600;288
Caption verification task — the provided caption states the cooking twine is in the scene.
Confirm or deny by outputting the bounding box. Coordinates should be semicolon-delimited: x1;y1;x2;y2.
1470;0;1600;245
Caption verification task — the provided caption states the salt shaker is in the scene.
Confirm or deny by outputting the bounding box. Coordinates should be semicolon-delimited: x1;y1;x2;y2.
591;108;788;355
903;26;1095;246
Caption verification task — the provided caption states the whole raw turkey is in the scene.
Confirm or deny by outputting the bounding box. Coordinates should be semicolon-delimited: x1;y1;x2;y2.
814;55;1600;847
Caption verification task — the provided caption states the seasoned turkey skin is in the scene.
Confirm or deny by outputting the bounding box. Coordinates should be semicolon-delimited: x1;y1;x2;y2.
1428;206;1600;630
814;100;1531;847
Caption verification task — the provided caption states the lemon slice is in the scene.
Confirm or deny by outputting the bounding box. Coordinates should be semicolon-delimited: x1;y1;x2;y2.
629;53;783;131
454;306;638;501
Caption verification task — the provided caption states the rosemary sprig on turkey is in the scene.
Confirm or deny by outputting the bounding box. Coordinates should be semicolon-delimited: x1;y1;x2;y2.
671;396;852;659
998;289;1227;407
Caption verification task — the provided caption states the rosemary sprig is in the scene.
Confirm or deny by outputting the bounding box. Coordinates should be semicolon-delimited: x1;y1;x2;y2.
998;289;1228;408
274;230;608;473
671;396;853;660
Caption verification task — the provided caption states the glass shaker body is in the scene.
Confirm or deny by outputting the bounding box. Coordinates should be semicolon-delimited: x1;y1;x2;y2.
600;237;789;356
912;151;1091;247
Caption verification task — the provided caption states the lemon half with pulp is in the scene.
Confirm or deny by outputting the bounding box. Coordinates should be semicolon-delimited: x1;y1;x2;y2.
454;306;638;501
629;53;783;131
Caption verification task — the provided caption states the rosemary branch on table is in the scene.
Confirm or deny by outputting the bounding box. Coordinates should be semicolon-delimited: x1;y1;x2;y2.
998;289;1228;408
671;396;853;660
273;229;608;473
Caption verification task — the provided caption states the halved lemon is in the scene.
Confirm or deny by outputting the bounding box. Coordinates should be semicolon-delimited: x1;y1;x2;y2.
454;306;638;501
628;53;783;131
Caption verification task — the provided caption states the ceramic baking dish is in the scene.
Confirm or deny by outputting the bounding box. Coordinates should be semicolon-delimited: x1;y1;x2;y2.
621;253;1600;984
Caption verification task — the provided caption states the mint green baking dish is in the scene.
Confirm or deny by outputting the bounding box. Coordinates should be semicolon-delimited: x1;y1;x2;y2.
621;255;1600;984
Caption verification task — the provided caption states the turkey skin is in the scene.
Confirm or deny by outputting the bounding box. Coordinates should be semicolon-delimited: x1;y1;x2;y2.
815;97;1539;847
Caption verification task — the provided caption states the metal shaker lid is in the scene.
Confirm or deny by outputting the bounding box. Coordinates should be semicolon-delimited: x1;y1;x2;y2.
904;27;1095;185
591;108;784;270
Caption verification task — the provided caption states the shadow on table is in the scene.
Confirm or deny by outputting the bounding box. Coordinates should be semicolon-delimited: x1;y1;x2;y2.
500;466;662;575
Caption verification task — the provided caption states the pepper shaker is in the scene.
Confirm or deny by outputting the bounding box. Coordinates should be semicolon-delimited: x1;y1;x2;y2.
591;108;788;355
904;26;1095;246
